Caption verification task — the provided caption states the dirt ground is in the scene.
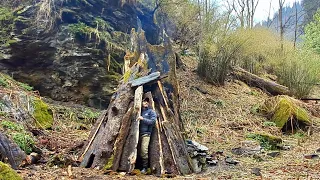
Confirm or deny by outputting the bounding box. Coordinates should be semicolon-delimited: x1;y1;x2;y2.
16;55;320;180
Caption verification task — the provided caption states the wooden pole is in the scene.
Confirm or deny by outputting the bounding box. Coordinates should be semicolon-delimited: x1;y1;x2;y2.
127;86;143;172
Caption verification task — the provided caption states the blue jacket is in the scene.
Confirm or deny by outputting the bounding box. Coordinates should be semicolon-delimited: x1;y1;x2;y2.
139;107;157;135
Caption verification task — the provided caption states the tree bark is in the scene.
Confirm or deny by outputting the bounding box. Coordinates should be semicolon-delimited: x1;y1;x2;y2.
232;66;291;96
111;102;134;171
0;132;26;169
80;84;133;169
118;86;143;172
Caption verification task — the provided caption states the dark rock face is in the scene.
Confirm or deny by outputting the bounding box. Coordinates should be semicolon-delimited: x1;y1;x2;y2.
0;0;159;109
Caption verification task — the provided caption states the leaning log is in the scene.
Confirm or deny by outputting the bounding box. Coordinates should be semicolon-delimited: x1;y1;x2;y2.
232;66;291;96
80;84;133;169
119;86;143;172
146;92;165;176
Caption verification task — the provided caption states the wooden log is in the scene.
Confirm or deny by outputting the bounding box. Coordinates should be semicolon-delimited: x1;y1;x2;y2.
111;102;134;171
129;72;161;87
155;105;179;175
80;84;133;169
144;92;165;176
232;66;291;96
162;121;193;175
79;110;108;162
119;86;143;172
0;132;26;169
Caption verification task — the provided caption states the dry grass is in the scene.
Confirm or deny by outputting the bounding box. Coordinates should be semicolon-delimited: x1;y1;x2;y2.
178;55;320;179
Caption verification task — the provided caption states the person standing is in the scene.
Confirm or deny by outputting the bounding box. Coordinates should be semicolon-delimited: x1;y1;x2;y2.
138;98;157;174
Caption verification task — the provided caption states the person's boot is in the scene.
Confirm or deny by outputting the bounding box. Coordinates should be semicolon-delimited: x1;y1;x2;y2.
141;168;147;174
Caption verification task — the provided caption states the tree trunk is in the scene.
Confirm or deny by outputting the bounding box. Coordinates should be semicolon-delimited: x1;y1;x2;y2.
80;29;194;176
118;86;143;172
232;66;291;96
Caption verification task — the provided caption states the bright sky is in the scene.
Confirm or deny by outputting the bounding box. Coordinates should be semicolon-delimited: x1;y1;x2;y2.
255;0;302;22
217;0;302;22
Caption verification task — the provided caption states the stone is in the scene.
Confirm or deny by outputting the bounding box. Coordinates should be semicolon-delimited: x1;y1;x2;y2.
207;160;218;166
267;151;280;158
260;96;311;131
225;157;239;165
251;168;262;176
231;146;261;156
186;140;209;152
304;154;319;160
0;162;22;180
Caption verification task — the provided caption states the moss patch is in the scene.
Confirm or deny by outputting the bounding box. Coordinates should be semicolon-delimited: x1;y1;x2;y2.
0;120;35;154
246;132;282;150
0;161;22;180
0;7;15;45
103;154;114;170
260;96;311;130
33;98;53;129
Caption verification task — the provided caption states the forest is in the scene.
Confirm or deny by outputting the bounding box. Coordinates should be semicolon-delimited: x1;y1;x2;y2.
0;0;320;179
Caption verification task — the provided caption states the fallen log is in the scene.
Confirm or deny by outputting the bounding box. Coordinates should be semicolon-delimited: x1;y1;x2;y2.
232;66;291;96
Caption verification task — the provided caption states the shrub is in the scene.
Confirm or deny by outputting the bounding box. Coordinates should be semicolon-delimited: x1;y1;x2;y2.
276;50;320;98
304;10;320;54
198;35;243;85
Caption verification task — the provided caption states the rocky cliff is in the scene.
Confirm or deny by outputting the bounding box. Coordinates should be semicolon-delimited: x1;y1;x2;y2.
0;0;159;108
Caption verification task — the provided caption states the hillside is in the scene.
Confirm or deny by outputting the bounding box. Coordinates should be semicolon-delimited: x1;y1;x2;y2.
0;53;318;179
178;55;320;179
1;0;320;179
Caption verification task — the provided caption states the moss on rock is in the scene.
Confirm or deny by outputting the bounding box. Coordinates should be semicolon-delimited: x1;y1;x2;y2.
0;161;22;180
33;98;53;129
260;96;311;130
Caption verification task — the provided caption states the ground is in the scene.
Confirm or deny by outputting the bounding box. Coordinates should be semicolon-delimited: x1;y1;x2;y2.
7;55;320;179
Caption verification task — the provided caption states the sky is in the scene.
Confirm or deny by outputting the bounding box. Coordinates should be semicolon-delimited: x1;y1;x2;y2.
217;0;302;22
254;0;302;22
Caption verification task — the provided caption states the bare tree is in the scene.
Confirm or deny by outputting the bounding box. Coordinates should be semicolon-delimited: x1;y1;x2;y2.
227;0;246;27
267;0;273;27
279;0;285;50
228;0;259;28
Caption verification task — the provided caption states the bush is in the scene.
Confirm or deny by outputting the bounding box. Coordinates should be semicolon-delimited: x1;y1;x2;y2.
197;28;286;85
198;35;243;85
276;50;320;98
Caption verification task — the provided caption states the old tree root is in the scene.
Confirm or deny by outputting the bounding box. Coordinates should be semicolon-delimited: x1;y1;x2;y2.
260;96;311;132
